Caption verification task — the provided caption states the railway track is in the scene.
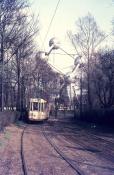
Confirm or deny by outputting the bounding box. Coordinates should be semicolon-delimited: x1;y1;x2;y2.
43;121;114;173
20;126;28;175
54;125;114;163
20;123;80;175
48;121;114;148
18;120;114;175
63;125;114;149
42;126;85;175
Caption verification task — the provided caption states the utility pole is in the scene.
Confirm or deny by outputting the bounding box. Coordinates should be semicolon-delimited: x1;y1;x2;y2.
1;48;4;111
69;83;72;110
0;5;4;111
80;70;83;117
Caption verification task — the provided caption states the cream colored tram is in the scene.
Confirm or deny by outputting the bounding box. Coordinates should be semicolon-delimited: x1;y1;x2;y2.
28;98;49;121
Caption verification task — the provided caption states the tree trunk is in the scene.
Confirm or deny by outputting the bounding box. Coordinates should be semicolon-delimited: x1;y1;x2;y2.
16;51;21;111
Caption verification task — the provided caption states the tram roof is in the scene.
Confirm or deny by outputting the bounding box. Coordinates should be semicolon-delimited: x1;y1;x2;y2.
30;98;47;103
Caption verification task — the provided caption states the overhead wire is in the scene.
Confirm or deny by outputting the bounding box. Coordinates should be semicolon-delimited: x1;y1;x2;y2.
95;31;113;48
42;0;62;48
31;1;113;75
27;0;65;76
29;1;114;100
59;47;76;60
50;52;76;56
38;0;66;76
47;31;114;91
34;0;75;75
48;62;65;76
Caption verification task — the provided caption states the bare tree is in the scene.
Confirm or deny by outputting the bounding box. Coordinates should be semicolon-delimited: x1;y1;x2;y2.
68;13;105;109
92;50;114;108
0;0;39;111
0;0;27;110
32;54;62;102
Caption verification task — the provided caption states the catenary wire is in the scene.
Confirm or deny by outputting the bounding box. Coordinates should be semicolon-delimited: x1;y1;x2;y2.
42;0;62;48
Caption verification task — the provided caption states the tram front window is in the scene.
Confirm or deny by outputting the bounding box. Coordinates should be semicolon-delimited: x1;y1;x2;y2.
33;102;38;110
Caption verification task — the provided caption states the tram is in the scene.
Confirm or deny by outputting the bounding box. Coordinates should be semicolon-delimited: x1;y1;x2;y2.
28;98;49;121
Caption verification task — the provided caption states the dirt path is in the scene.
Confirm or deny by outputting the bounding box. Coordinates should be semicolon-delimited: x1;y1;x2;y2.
0;119;114;175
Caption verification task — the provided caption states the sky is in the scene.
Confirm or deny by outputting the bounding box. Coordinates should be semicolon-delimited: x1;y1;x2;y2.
28;0;114;74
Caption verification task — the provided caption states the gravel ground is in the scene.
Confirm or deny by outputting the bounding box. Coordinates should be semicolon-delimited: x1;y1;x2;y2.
0;124;23;175
0;117;114;175
44;119;114;175
23;126;77;175
50;134;114;175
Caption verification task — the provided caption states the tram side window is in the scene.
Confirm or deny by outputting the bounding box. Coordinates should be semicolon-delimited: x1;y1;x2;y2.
29;102;32;111
30;103;32;111
41;103;44;112
33;102;38;110
38;103;40;111
42;103;47;111
43;103;47;111
44;103;46;110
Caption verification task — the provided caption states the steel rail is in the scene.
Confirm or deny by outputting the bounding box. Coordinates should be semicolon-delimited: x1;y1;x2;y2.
20;126;28;175
60;125;114;163
42;126;85;175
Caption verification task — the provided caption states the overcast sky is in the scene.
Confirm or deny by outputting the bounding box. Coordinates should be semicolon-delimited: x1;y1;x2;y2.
29;0;114;74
